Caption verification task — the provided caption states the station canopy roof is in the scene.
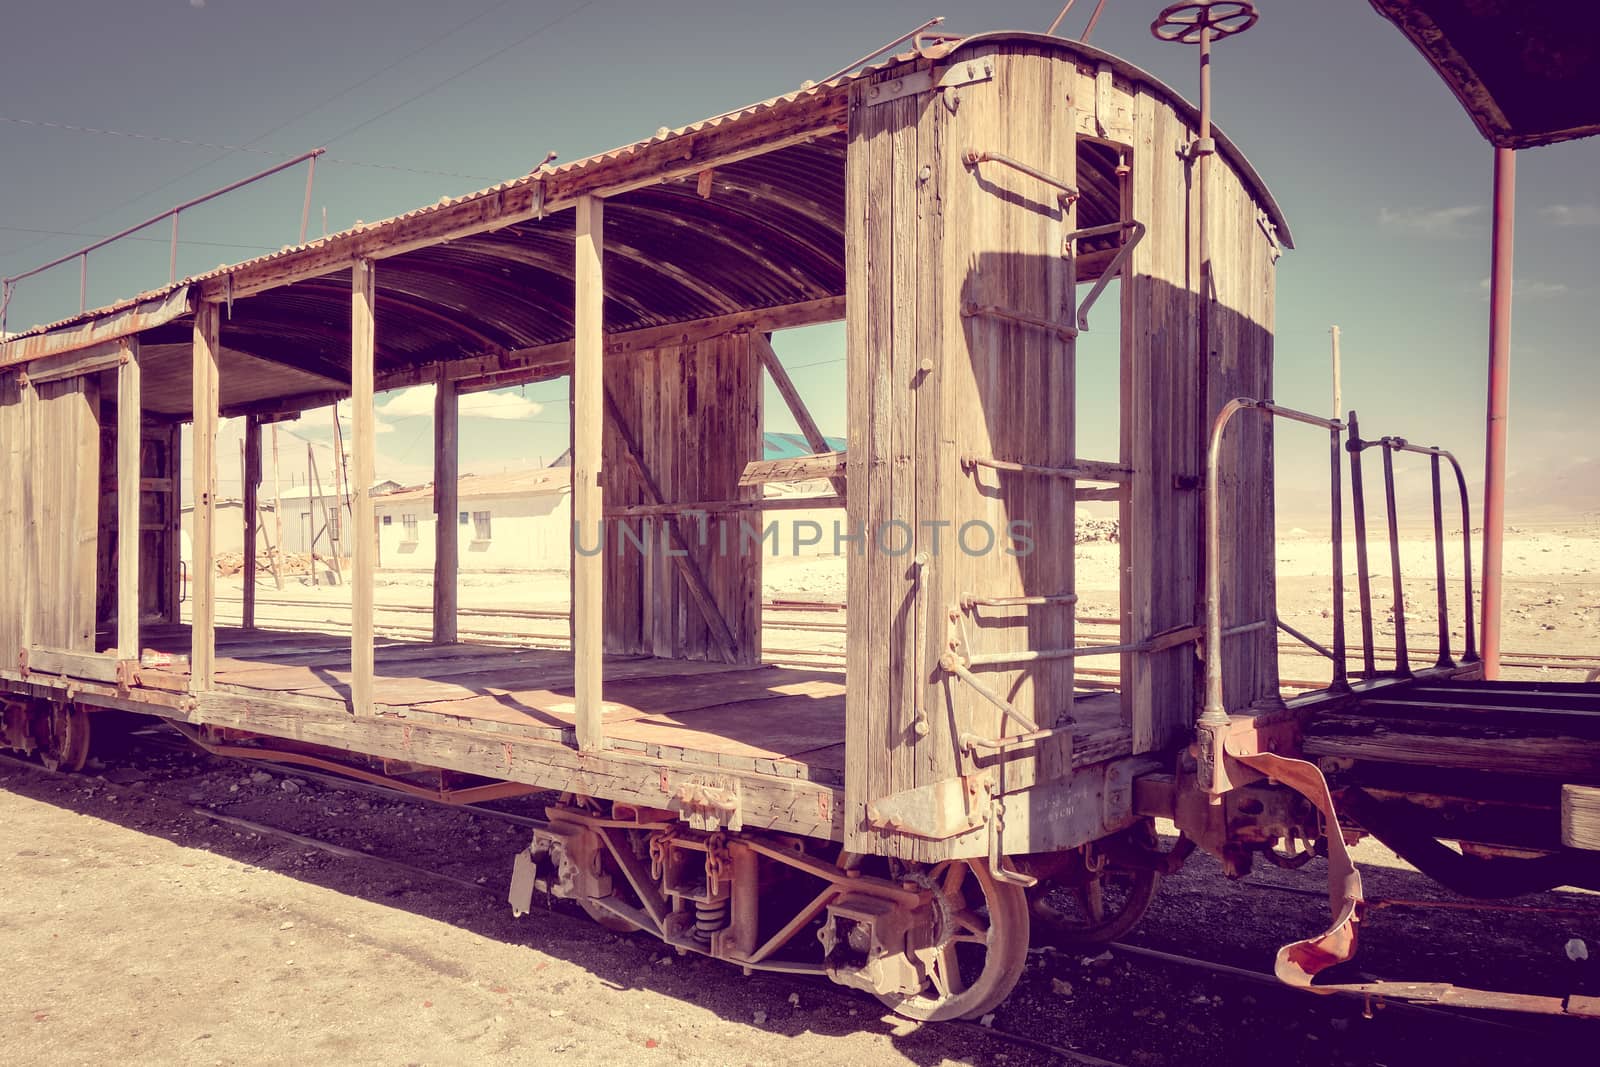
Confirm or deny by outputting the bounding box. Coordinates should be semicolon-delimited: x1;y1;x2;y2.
1369;0;1600;148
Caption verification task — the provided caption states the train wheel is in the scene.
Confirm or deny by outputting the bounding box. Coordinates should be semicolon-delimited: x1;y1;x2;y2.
1028;867;1160;948
878;858;1030;1022
34;702;91;774
579;899;642;934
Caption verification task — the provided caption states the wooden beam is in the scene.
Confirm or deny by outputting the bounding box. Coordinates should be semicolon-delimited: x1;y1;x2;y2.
116;338;141;659
739;451;846;488
602;386;741;663
1563;785;1600;851
242;415;261;630
190;301;220;691
27;338;128;385
196;98;848;303
604;494;844;518
374;295;846;396
351;259;377;717
572;195;605;753
221;388;349;423
433;371;460;645
752;331;846;498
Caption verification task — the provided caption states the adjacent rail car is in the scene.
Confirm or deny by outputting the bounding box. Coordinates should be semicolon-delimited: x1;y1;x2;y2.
2;25;1597;1022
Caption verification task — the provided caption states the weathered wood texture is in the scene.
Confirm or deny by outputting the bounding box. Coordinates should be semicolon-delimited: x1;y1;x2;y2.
0;373;26;661
16;375;104;653
845;46;1080;861
602;332;762;666
433;373;460;644
1122;77;1279;752
1563;784;1600;851
117;341;142;656
190;302;221;689
351;259;377;716
572;195;605;751
242;415;260;631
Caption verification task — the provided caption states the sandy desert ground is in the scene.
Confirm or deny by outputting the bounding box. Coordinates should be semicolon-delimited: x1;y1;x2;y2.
3;520;1595;1065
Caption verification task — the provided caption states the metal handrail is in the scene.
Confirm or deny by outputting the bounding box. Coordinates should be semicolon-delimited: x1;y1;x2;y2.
1202;398;1478;728
1202;398;1343;726
1365;433;1478;666
1;148;324;334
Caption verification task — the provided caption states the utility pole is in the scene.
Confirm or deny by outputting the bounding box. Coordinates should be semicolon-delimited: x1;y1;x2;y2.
1330;325;1342;420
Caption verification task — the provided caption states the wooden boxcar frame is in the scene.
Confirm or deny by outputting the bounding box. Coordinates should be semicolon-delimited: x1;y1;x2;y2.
11;30;1588;1021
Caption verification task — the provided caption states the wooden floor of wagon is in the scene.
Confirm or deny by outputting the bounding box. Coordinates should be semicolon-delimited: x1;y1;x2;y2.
135;625;1127;788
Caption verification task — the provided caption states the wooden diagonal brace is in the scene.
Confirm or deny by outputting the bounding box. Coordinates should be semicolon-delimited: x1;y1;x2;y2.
601;386;741;663
752;332;847;498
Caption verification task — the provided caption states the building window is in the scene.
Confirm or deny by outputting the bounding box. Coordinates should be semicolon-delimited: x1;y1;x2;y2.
459;511;469;525
382;514;392;526
401;513;418;543
472;510;492;541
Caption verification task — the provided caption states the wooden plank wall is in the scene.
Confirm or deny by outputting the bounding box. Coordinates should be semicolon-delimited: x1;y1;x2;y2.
602;333;762;665
26;377;103;652
1123;89;1199;753
0;373;24;662
1123;83;1280;749
1206;154;1280;713
844;45;1080;861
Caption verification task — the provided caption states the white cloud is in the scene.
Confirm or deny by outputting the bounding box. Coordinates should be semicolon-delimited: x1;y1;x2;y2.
1540;203;1600;227
374;383;543;422
461;390;544;420
1377;204;1483;238
1476;276;1569;299
334;397;394;433
376;385;435;419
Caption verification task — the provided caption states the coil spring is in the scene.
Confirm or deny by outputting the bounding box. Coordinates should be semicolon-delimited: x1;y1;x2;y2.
693;898;729;942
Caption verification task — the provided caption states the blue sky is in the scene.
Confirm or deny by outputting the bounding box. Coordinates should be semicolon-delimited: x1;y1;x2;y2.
2;1;1596;517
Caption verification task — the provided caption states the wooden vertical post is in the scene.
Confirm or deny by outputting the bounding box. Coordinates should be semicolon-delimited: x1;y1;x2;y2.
190;302;220;690
242;415;261;630
573;195;605;752
433;370;459;645
116;337;141;659
351;259;377;716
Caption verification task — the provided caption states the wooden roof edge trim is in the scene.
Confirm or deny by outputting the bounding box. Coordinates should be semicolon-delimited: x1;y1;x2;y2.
0;287;191;371
948;31;1295;248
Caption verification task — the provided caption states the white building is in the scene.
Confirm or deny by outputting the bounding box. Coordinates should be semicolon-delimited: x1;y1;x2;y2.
374;468;571;572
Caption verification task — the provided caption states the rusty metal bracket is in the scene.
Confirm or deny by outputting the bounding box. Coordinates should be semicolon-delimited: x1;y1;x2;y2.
1228;746;1600;1018
863;776;987;839
963;149;1080;207
1065;219;1146;331
864;69;934;107
670;772;743;833
961;300;1078;340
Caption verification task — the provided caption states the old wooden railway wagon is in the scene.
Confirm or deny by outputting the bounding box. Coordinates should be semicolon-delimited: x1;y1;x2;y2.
2;27;1597;1021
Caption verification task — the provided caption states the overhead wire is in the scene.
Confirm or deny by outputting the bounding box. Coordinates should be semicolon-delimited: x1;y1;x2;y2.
0;0;561;262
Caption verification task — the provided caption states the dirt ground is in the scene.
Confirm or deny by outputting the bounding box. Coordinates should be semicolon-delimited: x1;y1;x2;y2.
9;523;1596;1063
3;732;1597;1067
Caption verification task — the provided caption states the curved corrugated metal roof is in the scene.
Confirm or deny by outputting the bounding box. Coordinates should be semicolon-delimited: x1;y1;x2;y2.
4;31;1290;382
